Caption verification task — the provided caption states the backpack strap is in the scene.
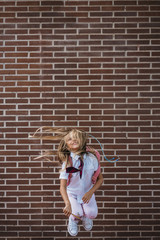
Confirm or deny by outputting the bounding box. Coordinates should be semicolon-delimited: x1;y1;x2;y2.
86;146;101;184
91;150;101;184
67;156;73;186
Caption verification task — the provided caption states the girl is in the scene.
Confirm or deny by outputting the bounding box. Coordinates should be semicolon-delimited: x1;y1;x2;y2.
30;127;103;236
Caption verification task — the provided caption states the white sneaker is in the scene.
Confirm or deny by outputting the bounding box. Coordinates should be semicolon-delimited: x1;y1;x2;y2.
68;217;78;236
82;216;93;231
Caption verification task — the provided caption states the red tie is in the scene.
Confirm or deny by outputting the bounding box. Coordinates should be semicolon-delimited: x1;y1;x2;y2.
66;157;84;178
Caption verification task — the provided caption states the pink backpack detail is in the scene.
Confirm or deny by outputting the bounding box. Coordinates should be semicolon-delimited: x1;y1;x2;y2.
91;150;101;184
67;147;101;186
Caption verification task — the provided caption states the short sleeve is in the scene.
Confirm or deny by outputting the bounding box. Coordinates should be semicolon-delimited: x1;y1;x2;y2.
87;153;99;171
92;155;99;171
59;162;69;180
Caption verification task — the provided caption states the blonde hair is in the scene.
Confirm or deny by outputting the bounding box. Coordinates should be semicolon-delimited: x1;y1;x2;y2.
30;127;96;167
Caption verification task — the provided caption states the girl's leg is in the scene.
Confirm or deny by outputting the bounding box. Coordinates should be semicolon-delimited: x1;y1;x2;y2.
68;193;84;221
82;194;98;219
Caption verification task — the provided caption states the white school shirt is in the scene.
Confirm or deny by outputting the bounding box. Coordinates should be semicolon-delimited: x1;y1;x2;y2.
59;152;99;204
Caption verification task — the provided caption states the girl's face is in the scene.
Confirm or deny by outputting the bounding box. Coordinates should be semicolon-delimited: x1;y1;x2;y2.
65;131;80;153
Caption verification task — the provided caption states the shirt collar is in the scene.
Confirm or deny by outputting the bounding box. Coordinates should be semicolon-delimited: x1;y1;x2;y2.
70;152;80;161
70;152;87;161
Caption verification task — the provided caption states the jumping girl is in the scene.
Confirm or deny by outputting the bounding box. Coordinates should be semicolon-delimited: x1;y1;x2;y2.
30;127;104;236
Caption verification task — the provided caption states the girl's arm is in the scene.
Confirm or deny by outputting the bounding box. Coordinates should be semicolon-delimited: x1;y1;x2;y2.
82;172;103;204
60;179;72;217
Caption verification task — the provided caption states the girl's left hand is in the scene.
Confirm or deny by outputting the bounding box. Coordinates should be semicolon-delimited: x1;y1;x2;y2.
82;191;93;204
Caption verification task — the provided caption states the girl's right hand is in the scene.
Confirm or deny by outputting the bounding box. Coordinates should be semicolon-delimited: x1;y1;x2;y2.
63;204;72;217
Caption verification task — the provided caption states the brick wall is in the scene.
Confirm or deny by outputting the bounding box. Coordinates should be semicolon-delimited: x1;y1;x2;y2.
0;0;160;239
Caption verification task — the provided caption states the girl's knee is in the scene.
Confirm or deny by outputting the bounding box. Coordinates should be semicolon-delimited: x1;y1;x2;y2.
84;208;98;219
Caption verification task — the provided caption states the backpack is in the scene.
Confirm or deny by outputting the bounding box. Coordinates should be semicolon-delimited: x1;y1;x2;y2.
67;147;101;186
